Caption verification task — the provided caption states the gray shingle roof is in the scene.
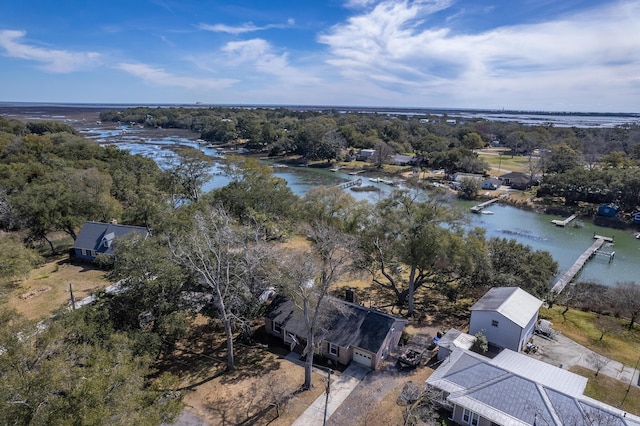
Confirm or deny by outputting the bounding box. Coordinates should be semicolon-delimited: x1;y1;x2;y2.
265;296;405;353
73;221;149;256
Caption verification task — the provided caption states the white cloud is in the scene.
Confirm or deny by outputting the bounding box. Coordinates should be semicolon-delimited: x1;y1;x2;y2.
116;63;237;90
345;0;379;8
220;39;322;85
0;29;101;73
198;20;293;35
318;0;640;111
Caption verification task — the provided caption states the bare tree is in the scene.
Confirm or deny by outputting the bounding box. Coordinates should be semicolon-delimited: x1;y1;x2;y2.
276;223;355;390
402;384;447;426
610;281;640;329
586;352;610;377
371;141;395;169
169;205;270;371
593;315;620;342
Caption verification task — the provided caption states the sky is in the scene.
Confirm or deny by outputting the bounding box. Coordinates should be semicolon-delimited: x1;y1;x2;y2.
0;0;639;113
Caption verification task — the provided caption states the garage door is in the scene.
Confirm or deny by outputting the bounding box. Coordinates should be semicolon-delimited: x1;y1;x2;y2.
352;349;372;368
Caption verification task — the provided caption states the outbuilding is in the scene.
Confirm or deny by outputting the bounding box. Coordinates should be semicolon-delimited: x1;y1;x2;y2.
469;287;542;353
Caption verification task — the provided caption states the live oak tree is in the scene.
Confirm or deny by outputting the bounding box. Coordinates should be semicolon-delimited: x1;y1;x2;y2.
0;307;182;426
487;237;558;299
106;233;194;353
358;189;468;316
297;186;370;234
210;156;297;239
161;147;213;207
0;235;41;286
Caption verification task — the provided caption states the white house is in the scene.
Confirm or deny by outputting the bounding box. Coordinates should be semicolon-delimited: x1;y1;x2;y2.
469;287;542;352
427;347;640;426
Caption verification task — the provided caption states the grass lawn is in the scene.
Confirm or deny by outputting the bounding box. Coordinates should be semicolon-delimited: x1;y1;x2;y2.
477;150;531;175
6;254;110;320
540;306;640;367
570;365;640;415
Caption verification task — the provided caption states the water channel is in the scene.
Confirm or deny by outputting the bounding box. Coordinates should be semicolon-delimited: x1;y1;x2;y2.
84;126;640;287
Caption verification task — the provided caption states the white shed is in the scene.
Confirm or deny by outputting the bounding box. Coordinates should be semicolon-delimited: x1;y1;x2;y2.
469;287;542;352
435;328;475;361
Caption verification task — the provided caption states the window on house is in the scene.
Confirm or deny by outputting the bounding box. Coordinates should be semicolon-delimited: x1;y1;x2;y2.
462;409;479;425
272;321;282;334
329;343;339;356
471;413;479;426
491;319;499;327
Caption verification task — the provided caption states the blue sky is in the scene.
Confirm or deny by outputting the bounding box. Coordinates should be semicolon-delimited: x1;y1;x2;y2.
1;0;638;112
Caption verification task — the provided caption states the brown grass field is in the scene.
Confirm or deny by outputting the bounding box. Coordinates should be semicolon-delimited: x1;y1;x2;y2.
6;255;110;320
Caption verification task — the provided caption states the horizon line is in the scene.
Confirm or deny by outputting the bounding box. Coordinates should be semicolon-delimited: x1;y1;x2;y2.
0;101;638;117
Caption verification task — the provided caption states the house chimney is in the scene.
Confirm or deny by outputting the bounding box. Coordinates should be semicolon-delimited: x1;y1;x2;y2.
345;287;356;304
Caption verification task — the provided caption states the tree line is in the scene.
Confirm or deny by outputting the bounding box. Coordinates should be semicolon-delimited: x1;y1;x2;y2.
99;106;640;214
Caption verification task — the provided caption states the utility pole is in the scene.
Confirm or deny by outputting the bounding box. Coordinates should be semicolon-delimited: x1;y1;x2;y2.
323;368;333;426
69;283;76;310
621;352;640;407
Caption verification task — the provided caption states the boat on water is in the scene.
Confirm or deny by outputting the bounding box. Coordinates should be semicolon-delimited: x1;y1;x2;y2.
482;210;494;215
636;232;640;239
369;177;381;183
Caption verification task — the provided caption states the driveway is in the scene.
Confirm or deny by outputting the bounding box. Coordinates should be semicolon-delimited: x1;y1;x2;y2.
291;363;370;426
526;332;639;387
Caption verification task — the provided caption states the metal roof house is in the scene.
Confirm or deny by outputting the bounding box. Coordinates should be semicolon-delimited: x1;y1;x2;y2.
72;221;149;261
427;347;640;426
469;287;543;353
264;296;407;370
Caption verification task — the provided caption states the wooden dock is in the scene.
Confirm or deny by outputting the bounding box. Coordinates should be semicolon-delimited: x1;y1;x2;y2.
470;198;499;213
551;214;578;227
337;178;362;189
551;236;613;293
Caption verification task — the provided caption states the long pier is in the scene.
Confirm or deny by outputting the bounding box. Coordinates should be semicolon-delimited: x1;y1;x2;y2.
551;214;578;227
551;235;614;293
470;198;499;213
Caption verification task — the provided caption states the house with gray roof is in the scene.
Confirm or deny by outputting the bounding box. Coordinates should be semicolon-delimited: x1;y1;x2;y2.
427;347;640;426
264;296;407;370
469;287;542;353
72;221;149;262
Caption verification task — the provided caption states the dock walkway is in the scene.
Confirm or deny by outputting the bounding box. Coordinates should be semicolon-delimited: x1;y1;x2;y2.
336;178;362;190
552;235;613;293
470;198;499;213
551;214;578;227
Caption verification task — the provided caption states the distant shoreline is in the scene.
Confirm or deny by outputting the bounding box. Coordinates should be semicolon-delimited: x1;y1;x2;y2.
1;103;638;129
